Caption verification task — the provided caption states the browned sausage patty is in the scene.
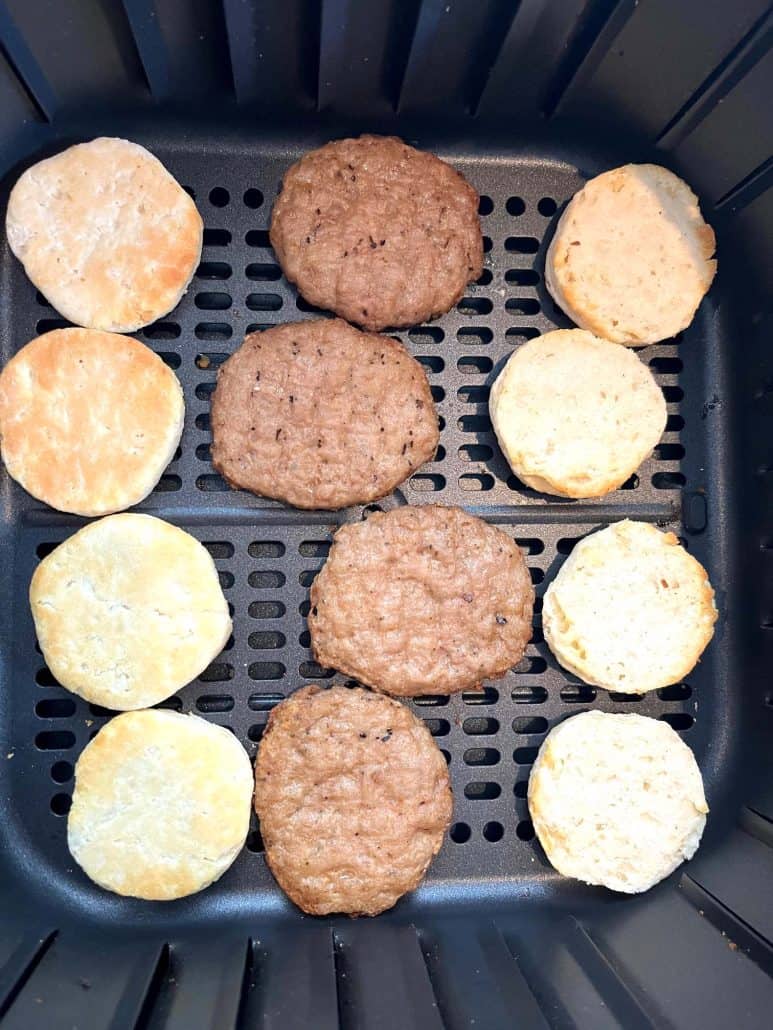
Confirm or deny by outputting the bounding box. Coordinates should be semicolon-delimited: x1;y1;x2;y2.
270;135;483;331
210;320;438;510
254;684;452;916
309;506;534;696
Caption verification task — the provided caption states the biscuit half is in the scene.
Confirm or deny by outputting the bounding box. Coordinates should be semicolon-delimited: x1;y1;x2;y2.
6;137;202;332
546;164;716;345
489;329;666;498
68;710;253;900
30;514;232;710
0;328;184;516
543;520;717;694
529;711;708;893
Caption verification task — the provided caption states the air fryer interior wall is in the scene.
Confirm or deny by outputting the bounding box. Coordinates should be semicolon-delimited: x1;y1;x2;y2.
0;2;770;1028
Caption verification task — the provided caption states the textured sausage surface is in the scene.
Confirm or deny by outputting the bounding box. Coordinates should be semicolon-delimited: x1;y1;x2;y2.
211;319;439;510
309;505;534;695
254;684;453;916
270;135;483;330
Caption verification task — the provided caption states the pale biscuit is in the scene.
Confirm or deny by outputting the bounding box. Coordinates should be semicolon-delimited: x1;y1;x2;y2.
543;520;717;694
30;514;232;710
528;711;708;893
546;164;716;345
0;328;184;516
6;137;202;332
489;329;666;498
68;710;253;900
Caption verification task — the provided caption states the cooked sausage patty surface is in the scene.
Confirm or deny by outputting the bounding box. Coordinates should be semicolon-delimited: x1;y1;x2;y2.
270;135;483;330
254;684;452;916
309;505;534;695
210;319;438;510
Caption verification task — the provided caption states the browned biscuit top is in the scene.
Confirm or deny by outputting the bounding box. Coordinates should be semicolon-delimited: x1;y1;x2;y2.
270;135;483;330
210;319;439;510
254;684;452;916
6;137;202;333
309;505;534;696
0;328;183;515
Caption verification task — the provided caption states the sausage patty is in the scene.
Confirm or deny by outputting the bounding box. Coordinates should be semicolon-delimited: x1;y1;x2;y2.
270;135;483;331
254;684;453;916
309;506;534;696
210;319;439;510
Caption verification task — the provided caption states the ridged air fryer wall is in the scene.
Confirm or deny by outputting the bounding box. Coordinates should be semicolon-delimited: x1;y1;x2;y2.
0;2;771;1029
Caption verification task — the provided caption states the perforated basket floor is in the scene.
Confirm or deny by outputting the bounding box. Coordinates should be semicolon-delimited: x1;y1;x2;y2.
0;128;727;926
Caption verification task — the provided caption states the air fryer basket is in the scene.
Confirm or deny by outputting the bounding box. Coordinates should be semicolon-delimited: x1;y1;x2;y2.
0;2;771;1028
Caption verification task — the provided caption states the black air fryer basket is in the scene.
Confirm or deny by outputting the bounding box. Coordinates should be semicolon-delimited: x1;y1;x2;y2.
0;1;771;1027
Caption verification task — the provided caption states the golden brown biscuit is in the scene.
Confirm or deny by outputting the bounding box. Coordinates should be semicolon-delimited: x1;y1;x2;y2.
6;137;202;332
30;514;232;710
68;710;253;900
0;328;184;515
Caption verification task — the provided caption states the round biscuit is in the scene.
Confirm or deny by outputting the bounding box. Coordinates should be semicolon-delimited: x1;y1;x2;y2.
68;710;253;900
270;135;483;330
254;685;452;915
6;137;202;332
489;329;667;498
0;328;184;515
309;505;534;696
30;514;232;710
528;711;708;893
543;520;717;694
545;164;716;345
